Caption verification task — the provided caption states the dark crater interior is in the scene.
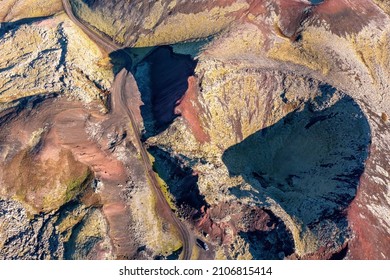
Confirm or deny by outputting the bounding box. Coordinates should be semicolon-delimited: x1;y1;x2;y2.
149;146;207;213
132;46;197;137
223;91;371;229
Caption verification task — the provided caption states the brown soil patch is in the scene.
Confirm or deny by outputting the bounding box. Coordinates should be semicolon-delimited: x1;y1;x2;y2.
175;76;210;143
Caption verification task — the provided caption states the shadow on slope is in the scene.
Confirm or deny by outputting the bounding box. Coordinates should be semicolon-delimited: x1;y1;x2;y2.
148;146;206;214
222;91;371;233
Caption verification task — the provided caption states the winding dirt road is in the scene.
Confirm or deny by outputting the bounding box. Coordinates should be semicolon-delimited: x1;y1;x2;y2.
61;0;193;260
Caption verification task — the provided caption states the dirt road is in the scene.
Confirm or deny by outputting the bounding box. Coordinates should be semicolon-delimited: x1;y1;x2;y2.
61;0;193;259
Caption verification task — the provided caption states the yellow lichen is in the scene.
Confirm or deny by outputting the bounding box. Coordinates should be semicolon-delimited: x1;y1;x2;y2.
27;128;45;148
143;1;165;30
69;0;248;47
3;148;90;215
0;0;62;22
56;205;88;242
70;0;125;44
134;189;182;256
190;244;200;260
268;198;318;256
220;235;253;260
167;0;177;10
267;38;331;75
129;161;182;257
0;13;113;103
373;0;390;15
67;208;108;259
155;176;177;211
247;13;256;21
215;247;228;260
75;209;106;240
135;2;249;47
62;169;92;203
147;152;177;210
347;31;390;86
57;209;86;234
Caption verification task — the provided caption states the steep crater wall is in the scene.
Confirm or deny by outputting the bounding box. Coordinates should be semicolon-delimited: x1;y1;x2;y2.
222;92;371;251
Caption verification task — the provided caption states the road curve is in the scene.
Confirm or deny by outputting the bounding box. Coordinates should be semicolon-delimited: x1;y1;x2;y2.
61;0;193;260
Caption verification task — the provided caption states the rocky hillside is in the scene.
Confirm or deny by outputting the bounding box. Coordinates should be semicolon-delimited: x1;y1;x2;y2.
0;0;389;260
69;0;250;47
0;0;63;22
148;0;390;259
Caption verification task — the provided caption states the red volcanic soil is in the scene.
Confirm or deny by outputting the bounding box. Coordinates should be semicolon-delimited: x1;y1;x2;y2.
312;0;385;35
276;0;311;39
0;91;139;258
0;68;191;259
196;202;276;245
175;76;210;143
348;144;390;260
195;201;295;259
239;0;385;40
348;184;381;259
177;0;253;18
315;0;369;14
53;109;127;182
246;0;267;15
